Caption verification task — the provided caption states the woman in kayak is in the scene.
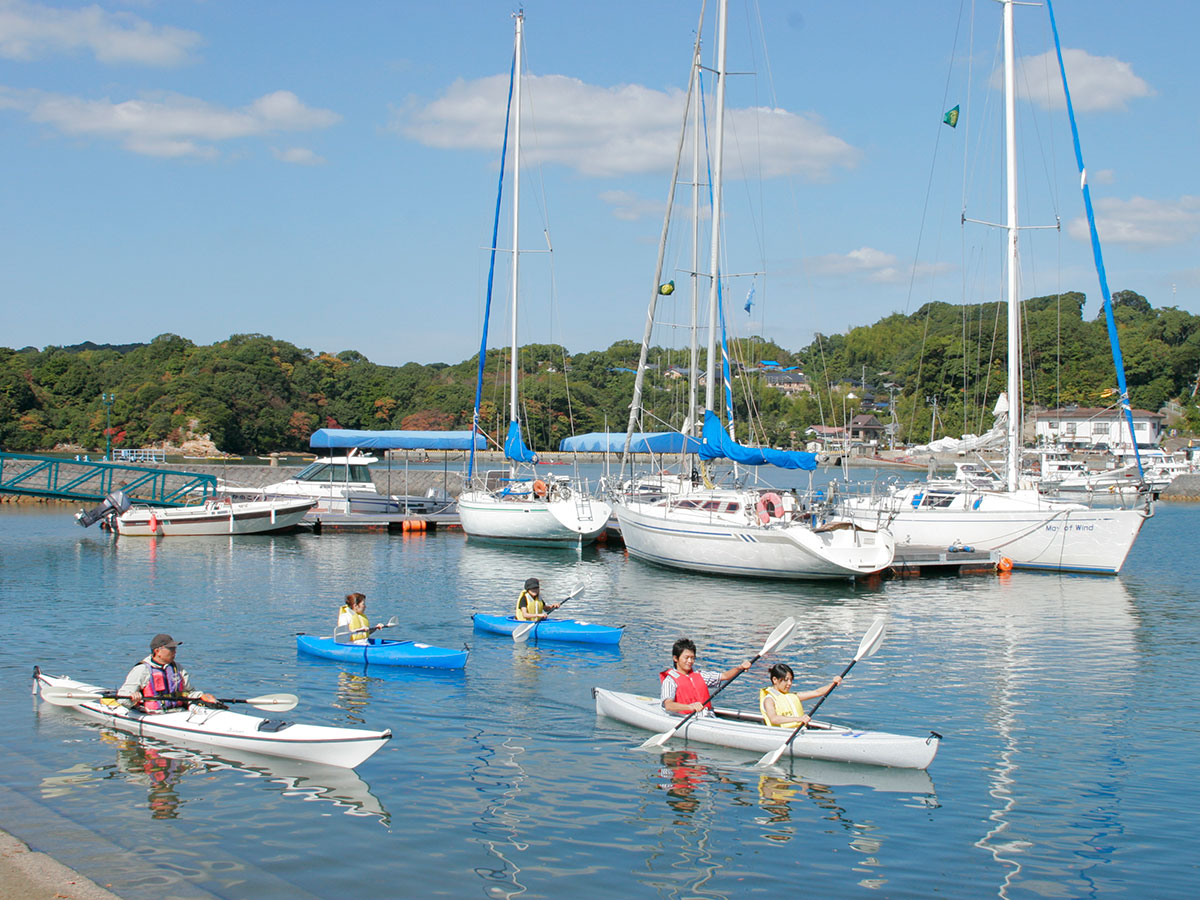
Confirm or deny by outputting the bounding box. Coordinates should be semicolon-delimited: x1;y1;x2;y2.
759;663;841;728
661;638;752;715
118;633;217;712
514;578;560;622
338;593;384;644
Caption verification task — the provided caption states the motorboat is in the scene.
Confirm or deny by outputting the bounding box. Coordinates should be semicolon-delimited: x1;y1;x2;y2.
75;490;316;536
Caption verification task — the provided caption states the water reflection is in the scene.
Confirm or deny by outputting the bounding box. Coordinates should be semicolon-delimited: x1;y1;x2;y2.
39;730;389;825
470;735;530;900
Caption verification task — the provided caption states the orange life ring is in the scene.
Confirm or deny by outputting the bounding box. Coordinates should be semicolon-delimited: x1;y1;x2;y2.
532;479;548;498
997;556;1014;572
755;492;785;525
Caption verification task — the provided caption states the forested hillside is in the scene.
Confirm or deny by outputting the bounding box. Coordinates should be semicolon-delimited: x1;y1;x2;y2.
3;290;1198;454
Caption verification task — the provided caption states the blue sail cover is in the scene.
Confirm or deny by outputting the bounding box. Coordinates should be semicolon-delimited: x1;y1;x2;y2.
559;432;702;454
310;429;484;451
504;420;538;463
697;411;817;470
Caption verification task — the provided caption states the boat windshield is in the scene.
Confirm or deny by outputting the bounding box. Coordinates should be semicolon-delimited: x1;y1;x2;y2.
293;462;374;484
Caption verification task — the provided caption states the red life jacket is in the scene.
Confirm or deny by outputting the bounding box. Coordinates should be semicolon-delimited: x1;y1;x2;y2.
143;660;185;711
661;668;711;709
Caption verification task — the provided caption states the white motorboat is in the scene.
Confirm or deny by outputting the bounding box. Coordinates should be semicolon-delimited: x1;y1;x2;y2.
837;0;1152;574
457;13;612;546
75;490;316;537
223;452;452;516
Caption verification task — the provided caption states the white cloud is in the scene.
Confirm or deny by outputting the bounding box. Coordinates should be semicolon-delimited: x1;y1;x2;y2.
272;146;326;166
1004;49;1153;113
3;87;340;157
807;247;952;285
397;73;858;180
1068;195;1200;247
599;189;663;222
0;0;201;65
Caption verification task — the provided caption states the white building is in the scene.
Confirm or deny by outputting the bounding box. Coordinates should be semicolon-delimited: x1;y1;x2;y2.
1033;407;1163;450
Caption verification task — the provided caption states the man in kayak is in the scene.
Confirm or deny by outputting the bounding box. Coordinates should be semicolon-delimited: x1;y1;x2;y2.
661;638;752;715
759;663;841;728
118;634;217;712
515;578;560;622
338;592;385;643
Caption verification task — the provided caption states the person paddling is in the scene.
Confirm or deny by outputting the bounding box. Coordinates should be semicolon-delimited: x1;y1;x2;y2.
514;578;559;622
338;592;384;644
660;638;752;715
118;634;217;712
759;663;841;728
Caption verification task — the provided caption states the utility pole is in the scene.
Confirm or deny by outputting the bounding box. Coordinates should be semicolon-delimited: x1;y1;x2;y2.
101;393;115;460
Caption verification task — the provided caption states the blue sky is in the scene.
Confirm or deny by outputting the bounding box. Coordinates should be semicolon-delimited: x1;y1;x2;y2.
1;0;1196;367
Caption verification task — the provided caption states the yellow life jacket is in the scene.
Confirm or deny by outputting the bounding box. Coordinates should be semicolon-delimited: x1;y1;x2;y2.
514;590;545;621
759;686;804;728
338;605;371;643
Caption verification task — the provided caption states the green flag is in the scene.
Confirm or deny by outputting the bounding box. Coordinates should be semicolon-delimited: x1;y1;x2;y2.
943;105;959;128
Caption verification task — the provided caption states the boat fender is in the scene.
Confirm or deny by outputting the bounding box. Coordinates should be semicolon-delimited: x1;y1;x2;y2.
532;479;548;498
997;557;1013;572
755;492;785;525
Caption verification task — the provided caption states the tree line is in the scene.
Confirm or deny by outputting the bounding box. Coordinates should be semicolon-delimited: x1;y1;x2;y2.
2;289;1197;455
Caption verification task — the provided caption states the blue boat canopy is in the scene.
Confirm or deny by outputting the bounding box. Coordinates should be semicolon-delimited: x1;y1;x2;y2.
310;429;485;451
697;411;817;470
559;432;702;454
504;420;538;463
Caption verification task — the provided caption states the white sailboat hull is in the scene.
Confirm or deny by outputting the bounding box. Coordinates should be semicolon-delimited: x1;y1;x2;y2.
613;495;894;580
840;487;1149;575
113;498;317;537
457;491;611;545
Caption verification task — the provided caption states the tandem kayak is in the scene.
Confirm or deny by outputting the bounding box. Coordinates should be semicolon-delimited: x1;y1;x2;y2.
472;614;623;645
593;688;939;770
296;634;468;669
36;673;391;768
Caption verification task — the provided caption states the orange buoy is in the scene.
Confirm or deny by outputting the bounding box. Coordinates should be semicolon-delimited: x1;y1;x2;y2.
997;556;1013;572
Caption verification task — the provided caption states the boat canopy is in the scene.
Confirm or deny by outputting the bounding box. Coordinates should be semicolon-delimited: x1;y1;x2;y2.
309;429;485;451
698;411;817;471
559;432;703;454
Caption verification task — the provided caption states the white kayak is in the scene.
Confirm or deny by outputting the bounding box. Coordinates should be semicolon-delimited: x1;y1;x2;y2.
594;688;939;770
37;673;391;769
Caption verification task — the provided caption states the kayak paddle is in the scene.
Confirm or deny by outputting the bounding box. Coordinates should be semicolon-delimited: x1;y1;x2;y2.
637;616;797;750
333;615;400;644
40;685;299;712
512;583;586;644
754;615;886;768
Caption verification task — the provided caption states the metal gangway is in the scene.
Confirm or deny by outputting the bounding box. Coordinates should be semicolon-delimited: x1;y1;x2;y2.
0;453;216;507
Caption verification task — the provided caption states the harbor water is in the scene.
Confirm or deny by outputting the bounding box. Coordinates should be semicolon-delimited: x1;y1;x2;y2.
1;495;1198;898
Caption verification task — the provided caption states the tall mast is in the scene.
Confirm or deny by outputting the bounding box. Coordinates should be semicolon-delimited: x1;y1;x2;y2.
1003;0;1021;491
509;12;523;436
688;42;702;436
704;0;728;416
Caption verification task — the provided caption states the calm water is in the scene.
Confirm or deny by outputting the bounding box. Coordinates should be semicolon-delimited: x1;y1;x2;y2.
1;497;1198;899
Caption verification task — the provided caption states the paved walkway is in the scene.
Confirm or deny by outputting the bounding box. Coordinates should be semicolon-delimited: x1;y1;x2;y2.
0;828;122;900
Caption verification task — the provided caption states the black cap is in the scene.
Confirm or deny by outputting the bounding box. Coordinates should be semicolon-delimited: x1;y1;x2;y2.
150;633;180;651
524;578;540;591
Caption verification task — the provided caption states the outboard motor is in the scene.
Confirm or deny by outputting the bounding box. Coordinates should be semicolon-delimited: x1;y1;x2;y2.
75;490;132;528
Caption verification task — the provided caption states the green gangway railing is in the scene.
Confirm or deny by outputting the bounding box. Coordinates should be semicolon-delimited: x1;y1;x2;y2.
0;453;217;507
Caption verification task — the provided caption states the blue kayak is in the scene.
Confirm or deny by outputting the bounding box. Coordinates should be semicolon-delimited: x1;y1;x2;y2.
472;614;623;645
297;634;468;669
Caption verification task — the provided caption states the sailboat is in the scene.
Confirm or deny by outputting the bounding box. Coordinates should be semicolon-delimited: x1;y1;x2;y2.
837;0;1152;575
610;0;895;581
456;12;613;547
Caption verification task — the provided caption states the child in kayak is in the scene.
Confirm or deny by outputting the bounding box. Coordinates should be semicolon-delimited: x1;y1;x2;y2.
660;638;752;715
338;592;385;644
759;663;841;728
118;633;217;712
514;578;560;622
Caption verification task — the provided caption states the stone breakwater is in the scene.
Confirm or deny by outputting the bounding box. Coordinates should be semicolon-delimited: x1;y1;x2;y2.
1162;473;1200;500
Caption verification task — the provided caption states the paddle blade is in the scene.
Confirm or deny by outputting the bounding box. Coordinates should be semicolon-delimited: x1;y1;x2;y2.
384;616;400;628
761;616;798;656
243;693;299;712
637;729;674;750
756;742;789;768
512;622;537;644
564;583;586;603
855;616;886;661
40;686;105;707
